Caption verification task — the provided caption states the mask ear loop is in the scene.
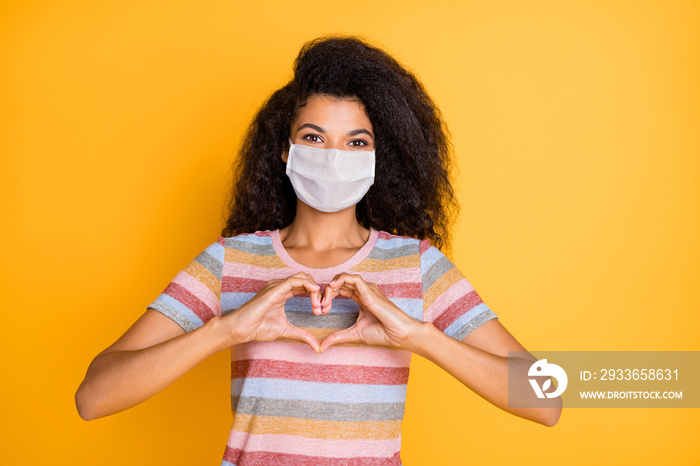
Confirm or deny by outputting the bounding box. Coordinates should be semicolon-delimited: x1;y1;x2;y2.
283;138;294;164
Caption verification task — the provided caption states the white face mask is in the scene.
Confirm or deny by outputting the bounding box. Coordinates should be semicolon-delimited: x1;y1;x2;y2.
285;139;375;213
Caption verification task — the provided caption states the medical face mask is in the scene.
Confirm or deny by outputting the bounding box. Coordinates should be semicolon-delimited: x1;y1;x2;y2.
285;139;375;213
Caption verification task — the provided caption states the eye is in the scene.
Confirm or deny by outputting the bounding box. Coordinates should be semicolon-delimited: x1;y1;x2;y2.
349;139;369;147
302;133;323;143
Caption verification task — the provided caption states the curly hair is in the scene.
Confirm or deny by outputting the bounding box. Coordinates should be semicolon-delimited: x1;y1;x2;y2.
222;35;458;252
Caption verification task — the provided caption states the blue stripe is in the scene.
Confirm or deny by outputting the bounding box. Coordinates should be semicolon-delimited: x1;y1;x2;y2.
158;293;204;328
232;233;273;245
285;296;359;313
420;246;444;273
390;297;422;321
443;302;492;338
222;294;368;315
232;378;407;403
221;292;255;314
204;242;225;260
375;236;419;249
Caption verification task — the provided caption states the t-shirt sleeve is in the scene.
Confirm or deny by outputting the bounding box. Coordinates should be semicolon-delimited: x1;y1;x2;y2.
146;238;225;332
420;238;498;341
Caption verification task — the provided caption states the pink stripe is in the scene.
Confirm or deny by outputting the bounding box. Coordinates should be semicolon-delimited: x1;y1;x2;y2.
172;271;220;317
224;261;397;288
357;269;421;286
224;262;422;286
222;265;422;299
419;238;431;255
232;359;409;385
163;282;216;323
377;281;422;299
233;341;411;368
226;431;400;458
223;447;401;466
223;262;291;280
433;290;482;331
423;278;475;323
222;276;268;293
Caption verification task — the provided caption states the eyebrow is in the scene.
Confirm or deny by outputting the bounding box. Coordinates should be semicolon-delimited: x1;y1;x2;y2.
296;123;374;140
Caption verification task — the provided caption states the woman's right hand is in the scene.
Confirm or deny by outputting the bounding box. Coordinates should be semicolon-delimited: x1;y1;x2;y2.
223;271;322;352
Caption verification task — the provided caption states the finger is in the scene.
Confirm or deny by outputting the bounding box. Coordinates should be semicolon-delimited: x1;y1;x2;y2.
335;288;359;301
283;277;322;312
321;282;336;313
321;281;351;314
324;276;363;313
326;272;359;291
321;286;332;313
332;274;381;309
322;273;359;312
273;276;317;297
298;280;323;314
301;272;321;308
319;328;360;352
329;273;366;293
323;276;341;302
282;324;320;353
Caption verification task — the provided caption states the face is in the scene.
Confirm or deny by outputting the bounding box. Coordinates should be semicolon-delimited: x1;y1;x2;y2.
283;94;375;162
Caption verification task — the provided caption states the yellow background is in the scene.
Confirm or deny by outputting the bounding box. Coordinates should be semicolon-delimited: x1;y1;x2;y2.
2;1;699;464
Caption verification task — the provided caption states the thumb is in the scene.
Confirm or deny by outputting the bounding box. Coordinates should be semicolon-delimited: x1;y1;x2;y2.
282;324;320;353
319;328;360;353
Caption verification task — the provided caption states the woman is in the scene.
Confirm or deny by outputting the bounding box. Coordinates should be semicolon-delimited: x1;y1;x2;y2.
76;35;561;465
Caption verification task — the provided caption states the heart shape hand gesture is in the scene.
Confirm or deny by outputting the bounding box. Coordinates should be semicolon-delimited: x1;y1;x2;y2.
318;272;422;352
223;271;422;353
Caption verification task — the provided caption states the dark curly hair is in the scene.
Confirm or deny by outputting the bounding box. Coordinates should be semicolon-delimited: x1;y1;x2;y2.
222;35;458;252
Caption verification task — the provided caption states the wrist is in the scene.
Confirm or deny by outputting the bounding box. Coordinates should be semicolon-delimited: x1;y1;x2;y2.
402;321;439;356
204;315;243;351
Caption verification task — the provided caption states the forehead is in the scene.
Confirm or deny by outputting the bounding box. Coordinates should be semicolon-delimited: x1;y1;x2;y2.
292;95;373;130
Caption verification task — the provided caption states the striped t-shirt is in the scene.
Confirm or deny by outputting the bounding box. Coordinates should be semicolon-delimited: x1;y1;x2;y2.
147;228;498;465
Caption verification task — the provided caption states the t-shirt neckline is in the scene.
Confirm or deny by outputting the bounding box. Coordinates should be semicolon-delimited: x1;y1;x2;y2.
270;228;379;277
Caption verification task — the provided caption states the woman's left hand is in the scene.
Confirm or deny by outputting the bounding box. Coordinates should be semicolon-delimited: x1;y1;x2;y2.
318;272;423;352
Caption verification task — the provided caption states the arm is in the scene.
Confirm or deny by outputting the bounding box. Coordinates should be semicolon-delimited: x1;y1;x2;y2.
75;310;231;420
317;273;562;427
75;273;323;420
408;319;562;427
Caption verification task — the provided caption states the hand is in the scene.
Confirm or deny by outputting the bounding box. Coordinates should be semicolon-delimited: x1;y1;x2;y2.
318;272;422;352
225;271;322;352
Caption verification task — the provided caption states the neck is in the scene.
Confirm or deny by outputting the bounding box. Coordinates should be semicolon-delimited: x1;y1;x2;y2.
279;200;370;250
